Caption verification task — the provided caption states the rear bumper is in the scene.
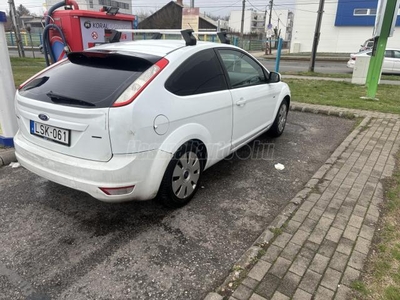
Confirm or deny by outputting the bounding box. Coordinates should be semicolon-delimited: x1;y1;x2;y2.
14;131;172;202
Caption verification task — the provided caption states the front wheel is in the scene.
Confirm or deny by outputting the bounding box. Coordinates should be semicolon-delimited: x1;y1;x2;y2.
269;99;288;137
158;143;203;208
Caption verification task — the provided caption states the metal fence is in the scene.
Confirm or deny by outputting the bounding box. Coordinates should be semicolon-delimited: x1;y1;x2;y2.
6;31;289;52
6;32;42;47
132;34;289;52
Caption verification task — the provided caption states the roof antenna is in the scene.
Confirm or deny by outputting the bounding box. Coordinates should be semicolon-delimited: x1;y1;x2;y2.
181;29;197;46
217;32;230;44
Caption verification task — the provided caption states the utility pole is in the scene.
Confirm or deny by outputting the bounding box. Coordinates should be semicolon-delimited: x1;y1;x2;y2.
263;7;267;40
190;0;194;8
309;0;325;72
268;0;273;26
268;0;273;54
8;0;25;57
240;0;245;48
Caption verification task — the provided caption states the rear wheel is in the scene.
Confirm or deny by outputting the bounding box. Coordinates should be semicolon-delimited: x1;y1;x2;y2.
269;99;288;137
158;142;203;208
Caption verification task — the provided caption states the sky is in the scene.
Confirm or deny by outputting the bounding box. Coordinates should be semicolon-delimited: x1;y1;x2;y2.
0;0;295;18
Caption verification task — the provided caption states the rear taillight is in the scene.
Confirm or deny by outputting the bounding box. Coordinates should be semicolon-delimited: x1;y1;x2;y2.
112;58;169;107
18;59;67;90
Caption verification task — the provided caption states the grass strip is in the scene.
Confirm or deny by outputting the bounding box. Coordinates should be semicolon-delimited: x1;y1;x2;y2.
281;71;400;81
353;153;400;300
286;78;400;114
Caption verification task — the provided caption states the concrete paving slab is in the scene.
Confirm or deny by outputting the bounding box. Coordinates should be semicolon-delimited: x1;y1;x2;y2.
205;103;400;299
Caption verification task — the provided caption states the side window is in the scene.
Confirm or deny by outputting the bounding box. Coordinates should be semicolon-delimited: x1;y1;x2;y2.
385;50;393;58
393;50;400;59
165;49;227;96
217;49;266;89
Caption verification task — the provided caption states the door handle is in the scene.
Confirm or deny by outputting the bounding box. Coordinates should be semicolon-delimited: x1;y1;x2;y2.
236;99;247;107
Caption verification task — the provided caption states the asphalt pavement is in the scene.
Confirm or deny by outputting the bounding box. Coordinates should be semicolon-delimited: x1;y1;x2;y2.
2;47;400;300
0;111;355;299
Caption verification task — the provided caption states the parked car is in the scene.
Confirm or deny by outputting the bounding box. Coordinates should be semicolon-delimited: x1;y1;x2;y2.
359;38;374;52
14;38;291;208
347;48;400;74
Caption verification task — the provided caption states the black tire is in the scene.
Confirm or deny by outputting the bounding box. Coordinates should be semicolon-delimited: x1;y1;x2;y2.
269;99;289;137
158;142;204;208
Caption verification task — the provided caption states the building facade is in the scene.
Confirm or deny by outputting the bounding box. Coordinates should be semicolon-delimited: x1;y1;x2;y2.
229;9;293;40
229;10;266;35
45;0;132;14
290;0;400;53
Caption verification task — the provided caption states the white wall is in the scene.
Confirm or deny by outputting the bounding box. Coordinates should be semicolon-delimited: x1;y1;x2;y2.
229;10;254;34
230;9;291;36
291;0;399;53
268;9;289;37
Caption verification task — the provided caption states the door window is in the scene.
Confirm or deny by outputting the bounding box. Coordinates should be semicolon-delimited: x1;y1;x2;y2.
393;50;400;59
165;49;227;96
217;49;266;89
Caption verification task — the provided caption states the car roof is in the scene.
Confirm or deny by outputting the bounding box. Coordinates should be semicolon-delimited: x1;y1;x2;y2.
91;40;235;57
355;48;400;55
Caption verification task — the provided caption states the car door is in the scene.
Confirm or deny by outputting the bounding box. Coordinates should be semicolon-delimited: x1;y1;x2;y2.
164;48;233;166
217;49;280;149
382;50;395;73
392;50;400;74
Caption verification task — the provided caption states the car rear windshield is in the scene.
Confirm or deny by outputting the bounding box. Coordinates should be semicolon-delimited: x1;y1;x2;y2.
19;52;161;108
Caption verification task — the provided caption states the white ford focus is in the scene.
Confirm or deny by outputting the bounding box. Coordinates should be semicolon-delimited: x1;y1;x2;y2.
14;33;291;207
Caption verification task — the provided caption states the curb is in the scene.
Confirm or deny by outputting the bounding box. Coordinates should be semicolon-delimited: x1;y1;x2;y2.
204;103;377;299
0;149;17;167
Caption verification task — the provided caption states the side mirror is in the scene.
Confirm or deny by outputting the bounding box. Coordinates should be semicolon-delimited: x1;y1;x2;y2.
269;72;281;83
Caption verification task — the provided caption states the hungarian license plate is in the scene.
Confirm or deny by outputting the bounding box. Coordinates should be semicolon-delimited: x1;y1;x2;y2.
30;120;70;146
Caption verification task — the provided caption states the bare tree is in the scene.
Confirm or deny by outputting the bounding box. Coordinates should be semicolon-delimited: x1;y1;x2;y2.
203;12;229;22
17;4;30;16
4;11;14;31
134;9;151;23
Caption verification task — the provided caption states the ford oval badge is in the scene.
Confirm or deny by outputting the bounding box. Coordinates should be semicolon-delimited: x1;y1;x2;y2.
38;114;49;121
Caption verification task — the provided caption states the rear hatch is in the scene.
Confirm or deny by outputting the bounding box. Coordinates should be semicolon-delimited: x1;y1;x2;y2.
16;51;160;162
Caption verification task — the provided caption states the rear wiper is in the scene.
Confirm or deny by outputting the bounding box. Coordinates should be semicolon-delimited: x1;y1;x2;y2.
46;91;95;107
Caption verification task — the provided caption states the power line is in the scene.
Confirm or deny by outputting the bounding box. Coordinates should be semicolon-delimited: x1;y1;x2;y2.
247;0;264;11
273;8;287;28
206;0;242;13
